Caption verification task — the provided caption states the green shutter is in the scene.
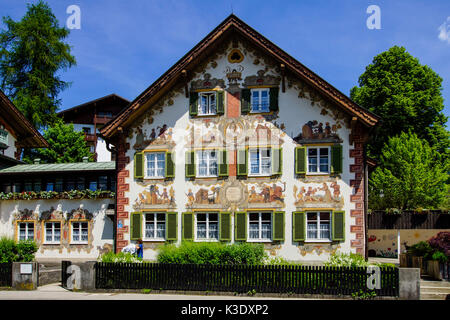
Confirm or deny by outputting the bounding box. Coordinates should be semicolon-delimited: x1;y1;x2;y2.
166;212;177;241
189;91;198;116
236;149;248;176
219;212;231;241
332;211;345;241
130;212;142;240
272;148;282;175
331;145;343;174
216;91;224;115
269;87;279;112
185;151;195;178
218;149;228;177
272;211;285;241
235;211;247;241
241;89;251;114
165;151;175;178
292;211;305;242
182;212;194;241
134;152;144;179
295;147;306;175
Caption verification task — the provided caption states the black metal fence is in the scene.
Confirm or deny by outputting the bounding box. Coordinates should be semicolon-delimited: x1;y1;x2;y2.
95;263;399;297
0;263;12;287
368;210;450;229
61;261;72;289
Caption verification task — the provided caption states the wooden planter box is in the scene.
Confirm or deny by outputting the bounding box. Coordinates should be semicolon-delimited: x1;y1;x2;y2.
427;260;450;281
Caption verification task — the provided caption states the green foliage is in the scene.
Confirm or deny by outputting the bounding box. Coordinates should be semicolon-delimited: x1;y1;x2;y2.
0;189;115;200
264;256;301;265
350;46;449;160
0;237;37;263
0;1;76;129
98;251;143;263
23;120;92;163
351;289;377;300
431;251;448;263
369;132;449;210
156;242;267;265
408;241;434;259
324;252;370;267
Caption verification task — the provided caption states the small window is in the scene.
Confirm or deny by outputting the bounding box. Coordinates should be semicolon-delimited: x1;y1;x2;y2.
195;213;219;241
76;177;85;190
33;179;41;192
71;222;89;244
307;147;330;174
98;176;108;190
46;181;54;192
250;89;270;113
55;178;63;192
89;179;97;191
18;222;34;241
45;222;61;244
146;152;166;178
248;212;272;241
144;213;166;240
198;92;216;115
66;179;75;191
306;212;331;241
196;150;218;177
249;148;271;176
13;182;22;193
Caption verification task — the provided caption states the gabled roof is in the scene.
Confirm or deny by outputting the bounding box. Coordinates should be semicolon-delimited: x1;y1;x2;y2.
0;89;48;148
0;161;115;175
100;14;380;139
58;93;130;116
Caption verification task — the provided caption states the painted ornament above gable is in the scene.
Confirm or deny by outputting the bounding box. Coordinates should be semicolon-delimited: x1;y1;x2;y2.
190;73;225;91
244;69;281;87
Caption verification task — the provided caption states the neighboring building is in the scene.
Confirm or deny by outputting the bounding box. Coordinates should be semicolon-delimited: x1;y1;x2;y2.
100;15;380;262
58;94;130;162
0;89;48;169
0;160;116;260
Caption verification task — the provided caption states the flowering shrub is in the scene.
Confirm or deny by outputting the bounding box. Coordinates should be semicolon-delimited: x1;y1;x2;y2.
98;251;143;263
427;232;450;258
324;253;370;267
0;190;115;200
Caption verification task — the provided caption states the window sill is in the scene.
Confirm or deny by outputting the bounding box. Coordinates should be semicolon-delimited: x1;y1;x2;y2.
70;242;89;245
194;239;220;242
304;239;332;243
247;239;272;243
142;238;165;242
195;176;219;179
43;242;61;245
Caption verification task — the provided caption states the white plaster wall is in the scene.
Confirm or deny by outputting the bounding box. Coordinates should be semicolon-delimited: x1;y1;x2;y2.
2;128;17;159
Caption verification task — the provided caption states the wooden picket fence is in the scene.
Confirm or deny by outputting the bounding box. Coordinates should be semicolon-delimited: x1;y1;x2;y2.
94;263;399;297
0;263;12;287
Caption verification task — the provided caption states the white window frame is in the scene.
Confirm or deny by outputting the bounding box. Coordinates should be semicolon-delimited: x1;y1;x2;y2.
198;91;217;116
306;211;331;242
145;152;166;179
196;150;218;178
250;88;270;113
71;221;89;244
194;212;219;241
143;213;166;241
247;212;272;242
18;222;34;241
44;222;61;244
306;146;330;175
248;148;272;176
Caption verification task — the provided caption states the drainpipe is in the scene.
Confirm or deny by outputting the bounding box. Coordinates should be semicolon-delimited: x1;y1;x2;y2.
363;143;369;260
104;136;118;254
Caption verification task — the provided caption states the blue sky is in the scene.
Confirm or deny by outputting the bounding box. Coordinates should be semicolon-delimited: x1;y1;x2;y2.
1;0;449;126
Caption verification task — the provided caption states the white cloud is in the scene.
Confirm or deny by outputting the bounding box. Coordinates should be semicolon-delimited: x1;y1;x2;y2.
438;17;450;44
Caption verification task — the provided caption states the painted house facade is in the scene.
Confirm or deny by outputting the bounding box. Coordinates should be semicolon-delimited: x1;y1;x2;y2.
100;15;379;262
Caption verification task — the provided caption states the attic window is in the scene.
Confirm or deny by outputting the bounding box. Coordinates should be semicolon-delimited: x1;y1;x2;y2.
228;49;244;63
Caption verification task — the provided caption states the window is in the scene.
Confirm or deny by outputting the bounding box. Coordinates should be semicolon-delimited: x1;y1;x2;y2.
76;177;85;190
146;152;166;178
196;150;218;177
248;212;272;241
18;222;34;241
71;222;89;244
249;148;271;176
195;213;219;241
45;222;61;244
306;212;331;241
198;92;216;115
46;180;54;191
144;213;166;240
98;176;108;190
55;178;63;192
251;89;270;113
307;147;330;174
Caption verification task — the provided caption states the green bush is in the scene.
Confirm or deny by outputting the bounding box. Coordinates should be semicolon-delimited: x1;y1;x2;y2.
98;251;143;263
431;251;448;263
324;252;370;267
0;237;37;263
156;242;267;265
408;241;434;259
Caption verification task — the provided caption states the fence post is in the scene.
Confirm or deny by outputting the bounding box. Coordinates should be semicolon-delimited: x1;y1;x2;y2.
11;262;39;290
399;268;420;300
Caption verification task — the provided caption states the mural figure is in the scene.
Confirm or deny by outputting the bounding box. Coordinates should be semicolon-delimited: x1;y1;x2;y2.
135;185;175;206
133;124;173;150
294;182;343;206
294;120;341;142
187;186;221;207
248;182;286;205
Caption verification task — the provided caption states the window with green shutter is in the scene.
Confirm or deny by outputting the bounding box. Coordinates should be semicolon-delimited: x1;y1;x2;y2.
218;149;228;177
134;152;144;179
241;89;251;114
185;151;195;178
332;211;345;241
269;87;279;112
272;148;282;175
331;145;343;174
216;91;224;115
237;149;248;176
235;211;247;241
166;212;177;241
189;91;198;116
272;211;285;241
130;212;142;240
165;151;175;178
295;147;306;175
182;212;194;241
219;212;231;241
292;211;305;242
